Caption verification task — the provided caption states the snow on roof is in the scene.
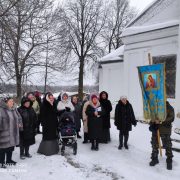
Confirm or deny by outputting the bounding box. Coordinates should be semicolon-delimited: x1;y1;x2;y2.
127;0;159;27
122;20;179;37
100;45;124;62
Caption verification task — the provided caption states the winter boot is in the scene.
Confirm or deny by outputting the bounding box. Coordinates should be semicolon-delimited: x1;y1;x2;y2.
149;159;159;166
166;158;172;170
1;163;6;168
25;146;32;158
20;146;25;160
83;133;88;143
91;141;95;150
0;152;6;168
167;162;172;170
95;141;99;151
6;151;17;165
118;134;123;150
124;134;129;149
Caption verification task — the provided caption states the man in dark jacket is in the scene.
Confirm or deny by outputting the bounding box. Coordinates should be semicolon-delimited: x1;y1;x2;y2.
114;96;137;150
149;101;174;170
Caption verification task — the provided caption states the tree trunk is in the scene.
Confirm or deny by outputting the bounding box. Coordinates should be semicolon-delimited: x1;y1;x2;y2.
16;75;22;103
44;62;48;94
44;46;49;93
78;58;84;101
44;35;49;94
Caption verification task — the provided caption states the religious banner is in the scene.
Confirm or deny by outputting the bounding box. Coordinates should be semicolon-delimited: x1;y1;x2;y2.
138;64;166;122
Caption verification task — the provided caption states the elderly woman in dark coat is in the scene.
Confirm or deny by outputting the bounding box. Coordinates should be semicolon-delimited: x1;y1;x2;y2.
18;97;37;159
115;96;137;150
86;94;103;151
71;96;82;138
0;97;22;168
99;91;112;143
37;93;59;156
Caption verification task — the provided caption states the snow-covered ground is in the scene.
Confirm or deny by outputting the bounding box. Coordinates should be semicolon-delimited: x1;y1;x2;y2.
1;122;180;180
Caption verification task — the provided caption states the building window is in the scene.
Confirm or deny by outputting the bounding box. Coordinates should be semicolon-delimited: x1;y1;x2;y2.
153;55;177;98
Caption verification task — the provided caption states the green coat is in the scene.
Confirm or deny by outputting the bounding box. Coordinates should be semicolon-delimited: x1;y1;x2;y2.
159;101;174;135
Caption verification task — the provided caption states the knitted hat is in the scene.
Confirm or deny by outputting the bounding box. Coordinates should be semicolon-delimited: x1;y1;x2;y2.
120;96;127;100
91;94;98;100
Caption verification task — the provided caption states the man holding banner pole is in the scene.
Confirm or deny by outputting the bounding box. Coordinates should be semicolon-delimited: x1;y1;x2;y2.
138;58;174;170
149;101;174;170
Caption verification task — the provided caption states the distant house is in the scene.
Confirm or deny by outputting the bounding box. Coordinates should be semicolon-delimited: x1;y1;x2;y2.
99;0;180;126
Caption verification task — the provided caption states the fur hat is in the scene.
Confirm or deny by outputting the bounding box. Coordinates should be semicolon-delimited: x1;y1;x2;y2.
3;96;13;103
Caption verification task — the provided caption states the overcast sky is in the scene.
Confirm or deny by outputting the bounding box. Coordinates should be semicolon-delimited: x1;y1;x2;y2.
129;0;154;12
31;0;156;87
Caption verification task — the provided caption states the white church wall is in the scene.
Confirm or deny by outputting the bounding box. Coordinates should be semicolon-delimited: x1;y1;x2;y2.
99;62;124;114
123;50;144;119
175;23;180;128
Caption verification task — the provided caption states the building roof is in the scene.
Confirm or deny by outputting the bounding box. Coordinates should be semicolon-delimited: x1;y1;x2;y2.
99;45;124;63
122;20;179;37
127;0;159;27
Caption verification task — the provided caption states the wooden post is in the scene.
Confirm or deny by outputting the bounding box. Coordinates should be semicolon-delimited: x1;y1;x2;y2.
148;53;152;65
148;53;163;157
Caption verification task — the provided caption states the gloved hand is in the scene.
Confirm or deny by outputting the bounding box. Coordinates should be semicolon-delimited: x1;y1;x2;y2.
149;123;159;132
65;107;71;112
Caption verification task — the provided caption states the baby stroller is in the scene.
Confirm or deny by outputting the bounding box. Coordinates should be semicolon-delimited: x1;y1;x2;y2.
58;112;77;156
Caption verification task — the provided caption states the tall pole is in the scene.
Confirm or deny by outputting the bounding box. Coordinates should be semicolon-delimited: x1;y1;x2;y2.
148;53;162;157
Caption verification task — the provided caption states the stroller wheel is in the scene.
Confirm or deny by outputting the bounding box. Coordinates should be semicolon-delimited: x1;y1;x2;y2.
73;142;77;155
61;146;65;156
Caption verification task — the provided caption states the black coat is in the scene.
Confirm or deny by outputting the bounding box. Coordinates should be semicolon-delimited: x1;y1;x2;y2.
86;104;103;140
115;100;136;131
18;99;37;146
40;99;58;141
99;99;112;129
72;102;82;132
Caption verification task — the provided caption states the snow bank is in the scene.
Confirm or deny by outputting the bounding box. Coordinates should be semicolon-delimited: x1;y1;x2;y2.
1;122;180;180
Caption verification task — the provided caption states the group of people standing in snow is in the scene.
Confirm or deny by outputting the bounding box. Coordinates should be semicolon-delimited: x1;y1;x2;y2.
0;91;174;170
0;92;42;168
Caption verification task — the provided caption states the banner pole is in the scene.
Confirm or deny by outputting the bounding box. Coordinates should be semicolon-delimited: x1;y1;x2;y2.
148;53;162;157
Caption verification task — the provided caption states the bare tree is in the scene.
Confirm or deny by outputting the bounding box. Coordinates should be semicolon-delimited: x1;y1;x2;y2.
0;0;19;17
57;0;106;100
0;0;56;100
102;0;136;53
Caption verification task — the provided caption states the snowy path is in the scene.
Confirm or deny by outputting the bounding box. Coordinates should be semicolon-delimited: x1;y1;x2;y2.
1;123;180;180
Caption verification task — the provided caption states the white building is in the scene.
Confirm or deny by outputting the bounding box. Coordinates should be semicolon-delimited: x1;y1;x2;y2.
99;0;180;126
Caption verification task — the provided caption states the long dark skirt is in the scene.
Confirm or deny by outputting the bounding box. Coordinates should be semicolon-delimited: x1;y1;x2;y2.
37;140;59;156
100;128;111;143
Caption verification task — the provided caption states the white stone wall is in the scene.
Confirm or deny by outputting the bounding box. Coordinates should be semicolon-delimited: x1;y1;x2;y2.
175;22;180;128
99;62;124;114
122;26;179;121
